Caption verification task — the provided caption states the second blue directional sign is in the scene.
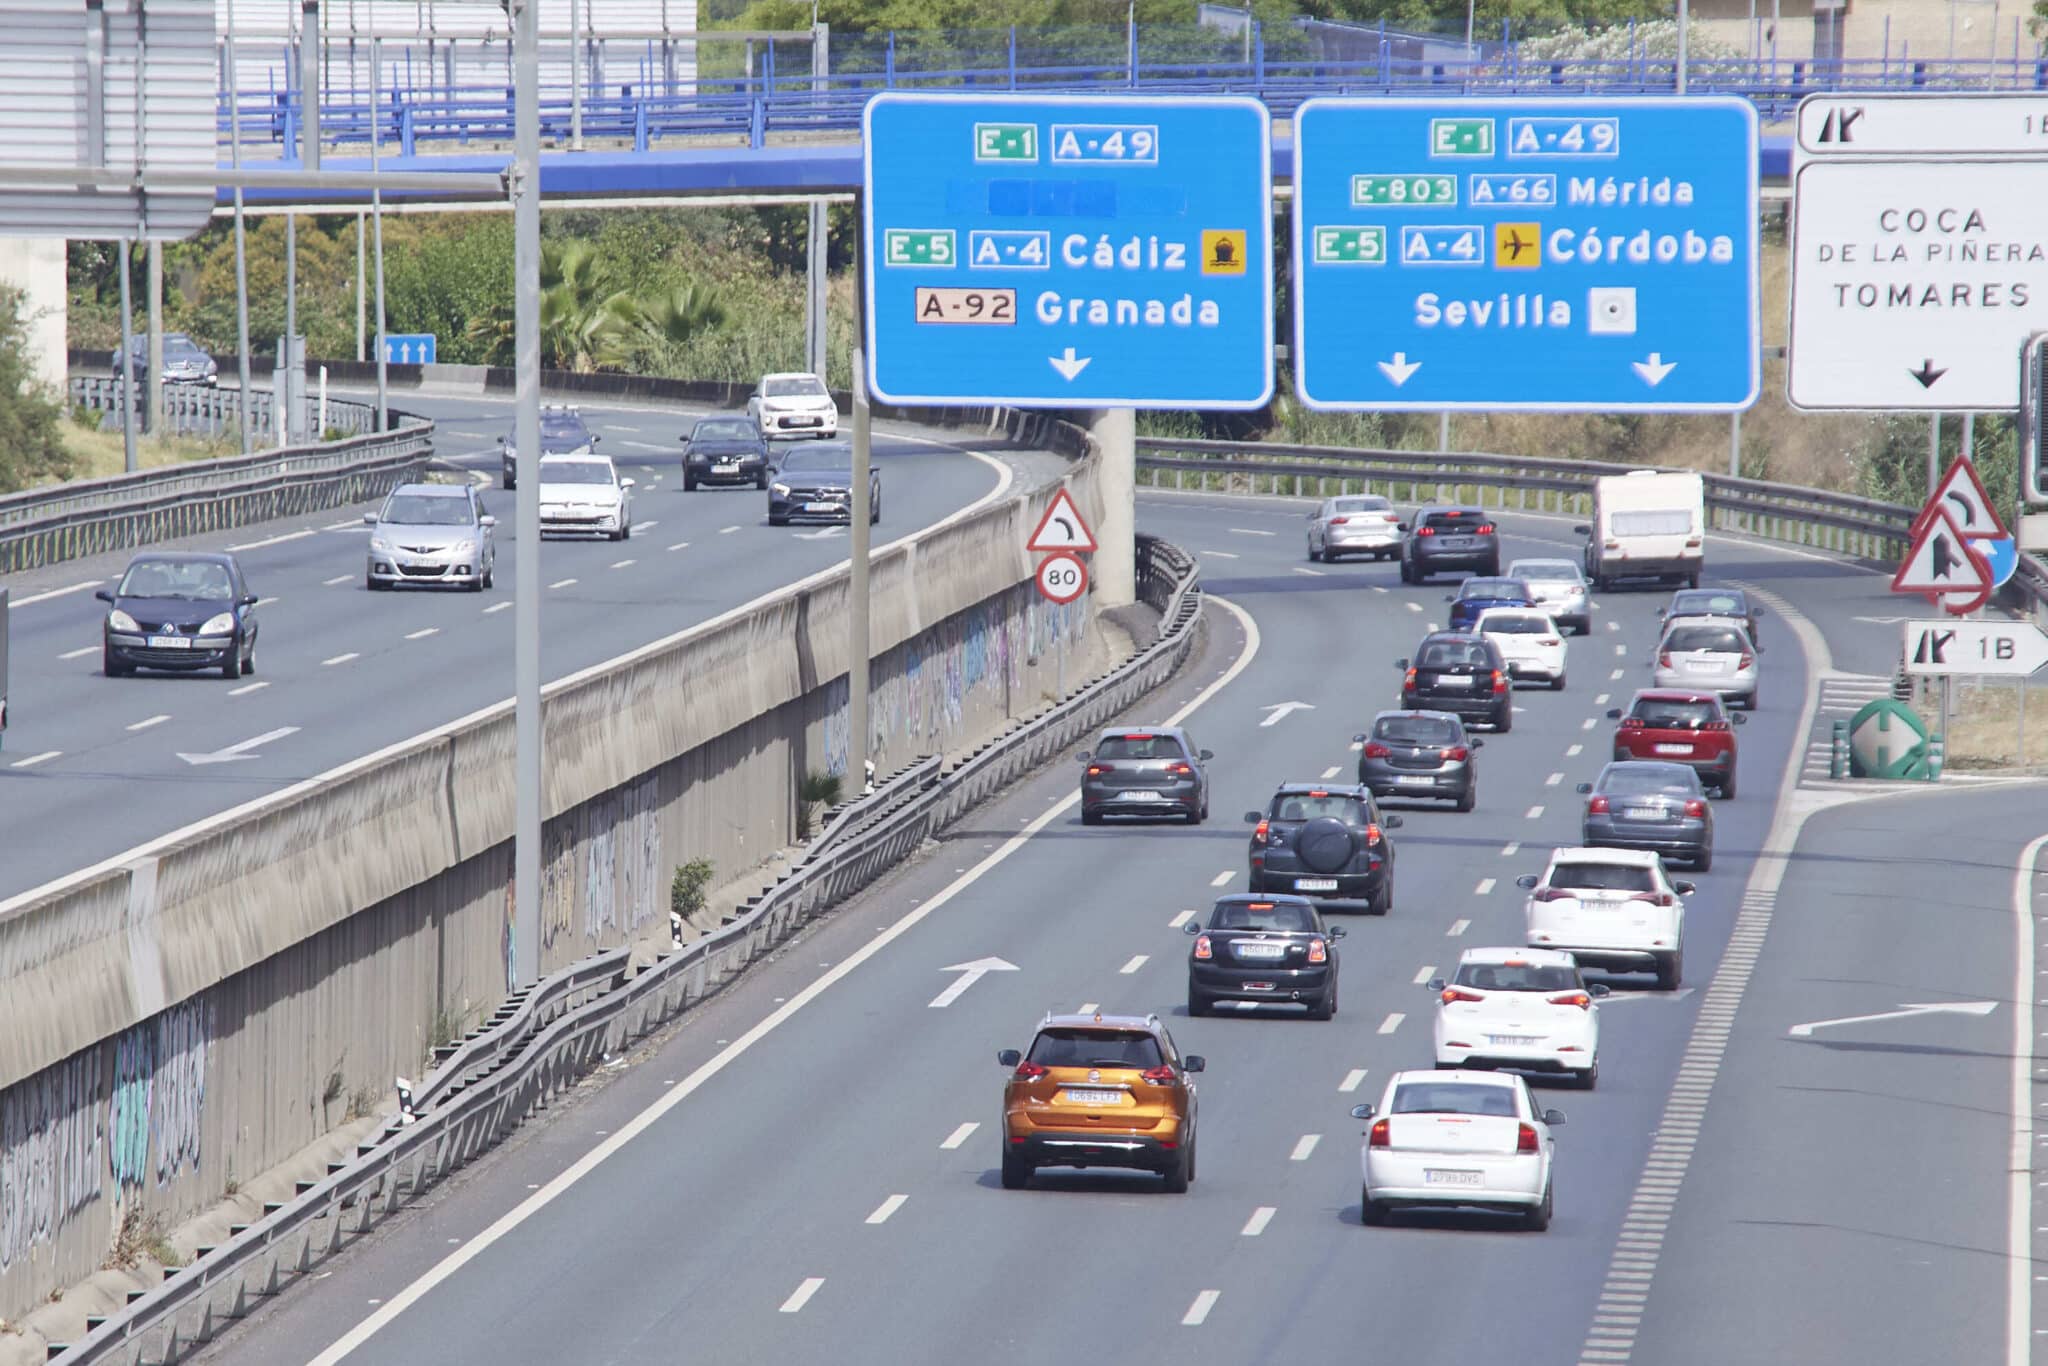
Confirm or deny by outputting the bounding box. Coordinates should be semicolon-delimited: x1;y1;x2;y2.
862;92;1273;409
1293;96;1759;411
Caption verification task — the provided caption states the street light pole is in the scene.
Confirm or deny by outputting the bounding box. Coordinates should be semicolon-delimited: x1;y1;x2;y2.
226;0;253;455
512;0;544;985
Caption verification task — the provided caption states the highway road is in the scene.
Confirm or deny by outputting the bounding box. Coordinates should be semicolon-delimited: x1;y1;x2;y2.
0;391;1032;901
171;489;2036;1366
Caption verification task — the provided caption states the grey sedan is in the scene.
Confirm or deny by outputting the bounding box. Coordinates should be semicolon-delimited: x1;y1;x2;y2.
1306;495;1403;562
1577;761;1714;870
1356;709;1482;810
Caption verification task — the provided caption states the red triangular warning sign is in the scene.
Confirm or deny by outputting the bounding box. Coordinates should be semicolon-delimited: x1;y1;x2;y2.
1027;488;1097;553
1892;504;1992;613
1910;455;2007;543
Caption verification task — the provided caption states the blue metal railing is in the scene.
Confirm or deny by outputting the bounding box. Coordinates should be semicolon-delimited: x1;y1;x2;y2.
221;22;2048;160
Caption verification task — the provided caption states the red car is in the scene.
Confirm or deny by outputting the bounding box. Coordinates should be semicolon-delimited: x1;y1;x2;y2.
1604;689;1746;798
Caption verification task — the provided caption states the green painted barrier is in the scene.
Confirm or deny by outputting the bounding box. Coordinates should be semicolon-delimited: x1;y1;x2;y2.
1848;698;1935;780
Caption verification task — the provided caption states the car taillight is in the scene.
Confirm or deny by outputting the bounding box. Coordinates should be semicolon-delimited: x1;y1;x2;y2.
1363;741;1391;759
1086;764;1109;776
1328;515;1349;525
1168;762;1194;776
1441;987;1485;1004
1140;1065;1177;1084
1517;1123;1539;1153
1014;1061;1048;1080
1253;819;1270;843
1619;717;1646;730
1403;667;1418;688
1587;795;1610;814
1366;823;1382;845
1703;720;1731;732
1491;670;1507;694
1441;745;1469;761
1739;651;1755;670
1369;1119;1391;1148
1684;799;1707;817
1658;651;1674;668
1549;992;1593;1010
1193;934;1213;960
1474;523;1495;534
1307;939;1328;964
1604;538;1621;549
1538;637;1560;647
1652;892;1677;907
1415;526;1436;537
1531;887;1571;902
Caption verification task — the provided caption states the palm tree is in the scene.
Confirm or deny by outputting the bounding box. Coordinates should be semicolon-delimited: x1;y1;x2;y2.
464;241;642;373
615;283;727;373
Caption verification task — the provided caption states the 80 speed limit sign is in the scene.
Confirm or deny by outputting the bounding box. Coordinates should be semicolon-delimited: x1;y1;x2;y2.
1034;552;1088;605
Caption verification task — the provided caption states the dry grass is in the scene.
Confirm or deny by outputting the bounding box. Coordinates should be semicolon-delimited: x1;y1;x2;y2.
1923;679;2048;771
52;417;238;485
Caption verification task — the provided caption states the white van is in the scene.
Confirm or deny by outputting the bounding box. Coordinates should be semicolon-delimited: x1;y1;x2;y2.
1577;470;1705;590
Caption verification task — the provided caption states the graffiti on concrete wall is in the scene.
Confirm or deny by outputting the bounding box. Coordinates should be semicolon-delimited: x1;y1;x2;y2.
507;774;665;977
0;1054;103;1272
108;1000;209;1193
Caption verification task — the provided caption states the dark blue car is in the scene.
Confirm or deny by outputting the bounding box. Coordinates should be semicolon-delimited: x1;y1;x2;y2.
1446;577;1536;632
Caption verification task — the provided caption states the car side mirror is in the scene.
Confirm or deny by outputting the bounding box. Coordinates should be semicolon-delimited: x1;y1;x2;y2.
1426;976;1446;992
1754;645;1765;654
1469;738;1485;749
1184;921;1202;935
1198;749;1214;761
1605;708;1623;720
1243;810;1262;824
1443;595;1454;603
1673;880;1696;896
996;1049;1021;1068
480;515;497;528
1573;524;1591;535
1543;1108;1568;1126
1732;713;1748;725
1074;751;1091;763
1515;874;1539;889
363;513;378;525
1383;814;1403;829
1394;658;1410;671
1183;1055;1206;1074
1328;925;1347;939
620;477;635;488
591;433;603;443
240;594;258;608
1575;782;1592;794
1352;732;1367;744
1754;605;1769;615
1350;1103;1375;1120
95;588;113;602
1588;983;1611;997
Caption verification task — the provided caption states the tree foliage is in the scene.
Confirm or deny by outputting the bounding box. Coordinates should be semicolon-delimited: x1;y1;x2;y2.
0;285;73;494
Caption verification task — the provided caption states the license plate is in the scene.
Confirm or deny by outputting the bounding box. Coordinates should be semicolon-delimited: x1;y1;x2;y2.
787;416;819;427
1433;675;1473;689
1441;537;1474;549
1396;775;1435;786
1654;743;1692;755
1294;878;1339;892
146;636;192;649
1234;941;1288;959
713;462;740;473
1624;807;1666;821
1686;660;1721;672
1060;1089;1123;1107
1488;1035;1541;1046
1424;1169;1485;1187
1117;790;1164;801
805;501;840;513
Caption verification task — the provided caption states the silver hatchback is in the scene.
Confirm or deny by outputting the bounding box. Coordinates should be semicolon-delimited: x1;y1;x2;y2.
1651;617;1759;708
366;483;497;591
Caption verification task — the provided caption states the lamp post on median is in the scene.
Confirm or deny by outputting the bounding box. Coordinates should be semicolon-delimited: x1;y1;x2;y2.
511;0;545;986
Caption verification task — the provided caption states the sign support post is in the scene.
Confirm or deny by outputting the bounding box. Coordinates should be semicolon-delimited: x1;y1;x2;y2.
850;345;872;794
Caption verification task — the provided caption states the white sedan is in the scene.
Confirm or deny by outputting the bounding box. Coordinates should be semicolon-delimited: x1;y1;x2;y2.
536;455;636;541
1519;846;1692;990
1352;1069;1565;1230
1430;947;1607;1088
747;371;839;439
1475;607;1568;689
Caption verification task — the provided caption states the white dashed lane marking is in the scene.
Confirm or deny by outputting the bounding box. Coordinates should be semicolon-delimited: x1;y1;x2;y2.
939;1123;978;1150
1411;965;1436;985
1241;1207;1276;1237
324;574;352;586
779;1278;824;1314
1119;955;1148;975
1475;878;1496;895
126;714;170;732
1526;806;1545;819
323;653;358;667
1339;1068;1369;1092
58;646;95;661
865;1195;907;1226
485;602;512;615
1378;1012;1405;1035
405;628;439;640
550;578;578;590
9;751;60;769
228;681;268;696
1447;918;1470;936
1289;1135;1321;1161
1210;870;1234;887
1182;1291;1221;1327
1321;765;1342;779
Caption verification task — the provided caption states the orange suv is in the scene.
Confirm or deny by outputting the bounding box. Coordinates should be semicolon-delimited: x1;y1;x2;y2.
997;1012;1205;1192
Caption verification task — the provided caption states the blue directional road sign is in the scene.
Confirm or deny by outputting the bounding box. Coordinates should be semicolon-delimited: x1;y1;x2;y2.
382;333;436;365
1292;96;1758;412
862;92;1273;409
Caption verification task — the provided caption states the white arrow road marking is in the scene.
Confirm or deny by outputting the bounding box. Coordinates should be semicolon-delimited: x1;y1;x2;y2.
1632;352;1678;386
927;956;1019;1008
1259;701;1316;727
1788;1001;1997;1037
178;725;301;766
1378;352;1421;386
1049;347;1092;381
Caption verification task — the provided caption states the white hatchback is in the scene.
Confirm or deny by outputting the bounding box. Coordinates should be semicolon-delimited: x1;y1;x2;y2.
1352;1070;1565;1230
1430;947;1607;1088
1519;847;1692;989
1652;616;1760;709
1475;608;1568;689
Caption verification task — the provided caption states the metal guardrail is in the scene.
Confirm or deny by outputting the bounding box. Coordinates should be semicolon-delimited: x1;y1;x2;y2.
2;390;433;573
69;377;282;443
50;532;1203;1366
1134;436;1918;565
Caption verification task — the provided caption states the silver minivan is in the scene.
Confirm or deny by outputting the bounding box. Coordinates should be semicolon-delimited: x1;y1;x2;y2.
365;483;497;591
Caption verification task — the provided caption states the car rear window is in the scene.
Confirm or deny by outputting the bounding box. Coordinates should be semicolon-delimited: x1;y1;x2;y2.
1375;715;1460;745
1630;698;1717;728
1480;614;1549;635
1094;734;1185;761
1270;794;1368;824
693;419;755;440
1390;1082;1519;1117
1421;510;1485;531
1332;497;1389;514
1548;862;1658;893
1600;766;1698;797
1212;900;1316;932
1673;591;1743;616
1418;641;1489;670
1028;1029;1163;1070
1664;626;1747;653
1511;561;1580;583
1458;579;1522;599
1612;509;1693;536
1454;962;1582;992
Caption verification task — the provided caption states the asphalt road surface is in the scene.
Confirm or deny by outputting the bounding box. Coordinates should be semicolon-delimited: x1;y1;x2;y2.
0;391;1027;901
175;491;2035;1366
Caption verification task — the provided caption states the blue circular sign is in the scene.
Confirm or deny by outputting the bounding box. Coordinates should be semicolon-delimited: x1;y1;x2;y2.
1977;535;2019;589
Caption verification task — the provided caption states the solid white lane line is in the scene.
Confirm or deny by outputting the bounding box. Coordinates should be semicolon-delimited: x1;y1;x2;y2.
1567;743;1584;757
9;751;60;769
1241;1207;1276;1237
405;628;439;640
1526;805;1545;819
322;652;359;667
549;578;577;589
780;1278;824;1314
10;580;103;608
1447;918;1470;936
126;714;170;732
1378;1012;1405;1035
1501;842;1520;856
611;559;637;569
1229;527;1275;536
1412;965;1436;985
324;574;353;586
1340;1068;1369;1093
668;541;690;551
485;602;512;615
297;597;1265;1366
1321;765;1342;779
2009;835;2047;1366
1183;1291;1221;1326
228;681;268;696
1170;910;1195;928
1119;955;1148;975
1290;1135;1321;1161
1546;772;1563;786
865;1195;907;1226
59;646;96;660
720;525;741;534
1210;870;1234;887
940;1122;978;1150
227;527;317;551
1475;878;1496;895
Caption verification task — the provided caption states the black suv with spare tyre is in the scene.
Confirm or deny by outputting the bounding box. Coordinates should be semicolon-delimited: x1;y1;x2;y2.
1244;783;1401;915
